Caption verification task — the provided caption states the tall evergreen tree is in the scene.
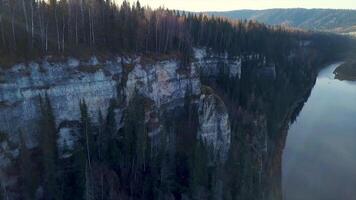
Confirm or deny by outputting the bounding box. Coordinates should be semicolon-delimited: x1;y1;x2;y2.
0;0;348;66
191;138;210;199
79;100;94;166
19;130;37;200
38;94;61;200
103;99;120;165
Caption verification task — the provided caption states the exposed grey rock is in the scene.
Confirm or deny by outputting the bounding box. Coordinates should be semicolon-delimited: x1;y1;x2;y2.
0;60;120;147
0;134;19;195
67;58;80;67
58;123;79;159
125;60;201;106
0;53;234;190
198;86;231;161
88;56;99;66
193;48;242;79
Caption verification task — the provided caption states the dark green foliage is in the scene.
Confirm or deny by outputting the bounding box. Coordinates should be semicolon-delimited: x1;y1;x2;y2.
59;95;156;199
119;94;151;198
0;184;2;200
38;94;61;200
18;131;37;200
0;0;352;67
79;99;95;164
123;96;148;166
0;131;6;143
69;99;96;200
190;139;211;199
156;88;203;199
334;60;356;81
103;100;120;165
96;109;104;162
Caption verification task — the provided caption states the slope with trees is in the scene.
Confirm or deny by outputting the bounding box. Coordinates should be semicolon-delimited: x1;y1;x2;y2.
0;0;352;67
208;9;356;34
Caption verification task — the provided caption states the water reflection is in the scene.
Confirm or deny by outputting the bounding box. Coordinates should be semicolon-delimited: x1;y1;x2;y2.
283;63;356;200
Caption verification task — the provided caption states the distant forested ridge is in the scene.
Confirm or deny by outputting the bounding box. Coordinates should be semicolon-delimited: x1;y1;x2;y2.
0;0;352;66
208;9;356;34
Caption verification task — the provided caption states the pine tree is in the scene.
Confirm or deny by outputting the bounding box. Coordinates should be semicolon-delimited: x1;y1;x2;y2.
18;131;37;200
79;99;94;166
97;109;104;161
0;0;350;66
191;138;210;199
0;181;4;200
119;94;151;197
38;94;61;200
78;99;95;200
103;99;120;165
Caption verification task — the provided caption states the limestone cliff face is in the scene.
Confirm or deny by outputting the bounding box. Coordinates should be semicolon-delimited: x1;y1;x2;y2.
0;48;317;200
198;86;231;161
125;59;201;106
0;51;241;190
0;57;119;147
194;48;242;79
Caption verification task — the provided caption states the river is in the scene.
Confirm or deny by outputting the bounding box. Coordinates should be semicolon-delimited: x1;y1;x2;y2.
282;62;356;200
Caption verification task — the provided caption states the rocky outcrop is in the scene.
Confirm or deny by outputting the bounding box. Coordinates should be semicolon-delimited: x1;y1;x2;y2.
0;46;321;200
0;58;119;147
193;48;242;79
198;86;231;161
125;59;201;106
0;51;241;180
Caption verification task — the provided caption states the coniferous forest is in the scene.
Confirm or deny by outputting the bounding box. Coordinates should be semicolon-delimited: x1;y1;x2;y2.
0;0;352;66
0;1;355;200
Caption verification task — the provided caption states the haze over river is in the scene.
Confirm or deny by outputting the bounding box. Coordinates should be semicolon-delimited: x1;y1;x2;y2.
283;63;356;200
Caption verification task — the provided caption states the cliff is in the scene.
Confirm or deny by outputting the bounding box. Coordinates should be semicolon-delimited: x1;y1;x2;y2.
0;46;317;200
0;50;243;198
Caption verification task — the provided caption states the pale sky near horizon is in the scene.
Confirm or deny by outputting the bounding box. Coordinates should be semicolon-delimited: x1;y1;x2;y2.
117;0;356;11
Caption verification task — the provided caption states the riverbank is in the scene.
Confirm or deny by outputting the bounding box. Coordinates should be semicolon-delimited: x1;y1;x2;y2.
334;60;356;81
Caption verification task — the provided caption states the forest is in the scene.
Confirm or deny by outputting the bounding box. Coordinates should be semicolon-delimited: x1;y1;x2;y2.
0;0;352;66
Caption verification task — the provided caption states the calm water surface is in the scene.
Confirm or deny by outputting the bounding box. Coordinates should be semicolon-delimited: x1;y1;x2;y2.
283;63;356;200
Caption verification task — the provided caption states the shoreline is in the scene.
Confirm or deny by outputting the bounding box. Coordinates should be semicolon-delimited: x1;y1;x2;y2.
333;60;356;81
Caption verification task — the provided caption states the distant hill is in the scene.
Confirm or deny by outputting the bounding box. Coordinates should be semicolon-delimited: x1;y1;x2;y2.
208;9;356;34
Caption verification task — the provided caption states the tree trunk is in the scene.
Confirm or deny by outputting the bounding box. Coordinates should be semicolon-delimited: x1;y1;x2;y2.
75;13;79;45
45;22;48;52
62;15;65;53
11;14;16;50
22;0;29;33
30;1;34;49
0;16;6;49
55;6;60;52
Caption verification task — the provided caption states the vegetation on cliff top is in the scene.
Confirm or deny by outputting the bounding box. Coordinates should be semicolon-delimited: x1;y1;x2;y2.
334;60;356;81
0;0;353;67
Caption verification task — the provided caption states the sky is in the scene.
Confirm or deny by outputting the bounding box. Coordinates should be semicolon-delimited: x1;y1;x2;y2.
118;0;356;11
